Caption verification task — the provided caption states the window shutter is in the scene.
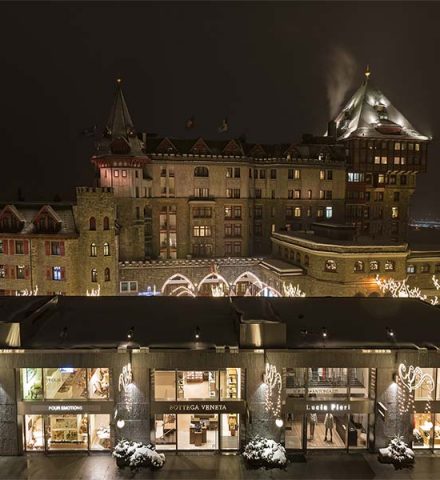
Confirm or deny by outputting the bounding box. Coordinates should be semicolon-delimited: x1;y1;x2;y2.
25;266;30;279
45;241;51;256
4;265;9;279
60;242;65;256
10;266;15;279
61;267;66;281
24;240;29;255
9;240;15;255
46;267;52;280
2;239;8;255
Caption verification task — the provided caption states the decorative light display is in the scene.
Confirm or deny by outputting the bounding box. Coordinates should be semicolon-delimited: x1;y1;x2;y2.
118;363;133;392
397;363;434;416
283;283;306;298
86;284;101;296
16;285;38;296
263;363;282;418
375;275;439;305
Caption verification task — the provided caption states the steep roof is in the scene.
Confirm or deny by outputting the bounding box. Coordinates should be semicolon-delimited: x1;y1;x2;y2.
96;80;144;157
332;72;429;141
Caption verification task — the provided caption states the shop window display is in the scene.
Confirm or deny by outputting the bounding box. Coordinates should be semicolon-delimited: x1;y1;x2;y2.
177;371;218;400
89;414;111;450
21;368;43;400
177;414;218;450
347;414;369;448
24;415;44;451
47;414;88;450
413;413;433;449
220;368;241;400
44;368;87;400
220;413;239;450
308;368;348;399
414;368;435;400
154;371;176;401
155;414;177;450
87;368;110;399
285;368;306;398
349;368;371;399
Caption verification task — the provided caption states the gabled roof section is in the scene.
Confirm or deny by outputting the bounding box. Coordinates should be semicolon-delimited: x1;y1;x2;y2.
332;71;429;141
222;139;244;156
33;205;63;225
156;137;178;154
0;204;25;223
247;144;267;157
190;137;212;155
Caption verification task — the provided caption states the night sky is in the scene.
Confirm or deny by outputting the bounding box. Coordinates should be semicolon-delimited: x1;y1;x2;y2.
1;1;439;218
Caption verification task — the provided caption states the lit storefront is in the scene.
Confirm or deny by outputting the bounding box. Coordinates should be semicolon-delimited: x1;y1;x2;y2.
18;368;112;452
151;369;245;451
283;367;375;451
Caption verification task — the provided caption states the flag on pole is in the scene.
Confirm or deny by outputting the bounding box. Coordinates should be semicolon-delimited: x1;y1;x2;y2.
218;118;228;133
185;116;195;129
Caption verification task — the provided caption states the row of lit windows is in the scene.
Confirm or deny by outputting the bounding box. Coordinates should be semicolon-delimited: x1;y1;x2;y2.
325;259;395;273
407;264;440;274
192;167;334;181
90;242;111;257
347;172;412;186
91;268;111;282
358;140;421;151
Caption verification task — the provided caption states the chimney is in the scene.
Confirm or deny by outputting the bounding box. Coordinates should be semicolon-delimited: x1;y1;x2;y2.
327;120;337;139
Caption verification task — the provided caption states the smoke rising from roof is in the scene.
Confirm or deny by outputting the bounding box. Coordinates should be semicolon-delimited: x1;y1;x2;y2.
326;47;357;119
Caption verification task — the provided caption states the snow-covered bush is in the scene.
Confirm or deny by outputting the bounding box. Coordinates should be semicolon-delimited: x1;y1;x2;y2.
243;436;287;469
113;439;166;470
378;436;414;470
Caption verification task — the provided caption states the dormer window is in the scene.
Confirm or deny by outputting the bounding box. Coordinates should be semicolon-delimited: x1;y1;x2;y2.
0;207;24;233
33;207;62;234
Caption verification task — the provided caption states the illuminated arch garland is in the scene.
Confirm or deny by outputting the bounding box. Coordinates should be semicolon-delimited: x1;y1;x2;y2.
397;363;434;415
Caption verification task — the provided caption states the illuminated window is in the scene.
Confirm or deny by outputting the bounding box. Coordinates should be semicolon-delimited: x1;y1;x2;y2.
319;170;325;180
114;170;119;177
52;266;62;281
354;261;364;272
121;170;127;177
407;264;416;274
294;169;300;179
120;281;138;292
420;264;430;273
294;189;301;199
103;243;110;256
369;261;379;272
90;243;97;257
193;226;212;237
325;260;337;272
91;268;98;283
325;207;333;219
391;207;399;219
385;260;395;271
394;142;401;151
307;189;312;199
294;207;301;217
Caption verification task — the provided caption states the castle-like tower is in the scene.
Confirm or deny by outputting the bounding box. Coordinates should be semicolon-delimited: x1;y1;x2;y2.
329;68;430;241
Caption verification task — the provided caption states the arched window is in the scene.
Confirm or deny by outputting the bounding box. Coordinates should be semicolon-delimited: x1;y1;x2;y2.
104;268;110;282
91;268;98;283
194;166;209;177
369;261;379;272
103;216;110;230
385;260;395;271
89;217;96;231
90;243;97;257
354;260;364;272
325;259;337;272
103;242;110;256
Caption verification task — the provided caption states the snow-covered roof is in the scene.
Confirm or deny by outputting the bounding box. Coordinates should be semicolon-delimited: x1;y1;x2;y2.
332;74;429;141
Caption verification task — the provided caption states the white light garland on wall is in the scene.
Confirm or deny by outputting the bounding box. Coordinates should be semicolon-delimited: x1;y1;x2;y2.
16;285;38;296
283;283;306;298
397;363;434;415
118;363;133;393
263;363;282;418
375;275;439;305
86;284;101;297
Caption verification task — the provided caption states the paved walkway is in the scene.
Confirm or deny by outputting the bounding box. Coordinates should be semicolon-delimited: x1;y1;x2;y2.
0;452;439;479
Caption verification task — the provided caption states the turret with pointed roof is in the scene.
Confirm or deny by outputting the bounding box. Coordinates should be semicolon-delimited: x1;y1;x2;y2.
94;79;145;157
332;67;429;141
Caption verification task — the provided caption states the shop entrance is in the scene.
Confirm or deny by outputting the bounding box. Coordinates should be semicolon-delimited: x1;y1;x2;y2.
154;413;240;451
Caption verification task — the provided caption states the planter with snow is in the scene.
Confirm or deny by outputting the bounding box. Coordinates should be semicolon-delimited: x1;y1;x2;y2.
113;439;166;471
378;436;414;470
242;436;287;469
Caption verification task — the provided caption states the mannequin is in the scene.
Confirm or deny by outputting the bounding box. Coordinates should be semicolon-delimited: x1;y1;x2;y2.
309;413;317;440
324;413;334;442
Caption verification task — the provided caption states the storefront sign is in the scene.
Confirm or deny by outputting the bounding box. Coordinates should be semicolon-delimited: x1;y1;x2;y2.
18;401;113;415
307;387;347;395
151;401;246;414
47;405;83;412
306;403;350;412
